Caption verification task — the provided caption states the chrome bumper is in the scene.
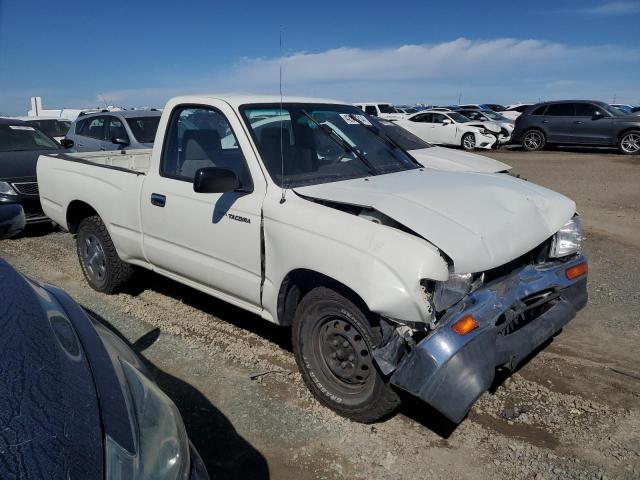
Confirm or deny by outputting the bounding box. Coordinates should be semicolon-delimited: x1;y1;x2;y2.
390;256;588;423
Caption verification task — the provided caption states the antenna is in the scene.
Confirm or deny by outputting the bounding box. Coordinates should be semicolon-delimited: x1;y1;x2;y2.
279;25;286;204
98;93;108;108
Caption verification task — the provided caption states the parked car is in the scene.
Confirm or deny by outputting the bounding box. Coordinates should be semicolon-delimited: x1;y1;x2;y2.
501;103;533;120
375;119;511;173
458;103;505;112
395;109;501;150
38;94;588;424
353;102;406;120
394;106;418;115
456;109;514;145
0;208;209;480
512;100;640;154
0;117;70;224
67;110;161;151
9;116;71;142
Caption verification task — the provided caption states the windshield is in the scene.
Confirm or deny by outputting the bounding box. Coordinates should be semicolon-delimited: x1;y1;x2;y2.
126;116;160;143
26;119;71;137
448;112;474;123
602;104;626;117
480;110;507;121
378;104;398;114
375;119;432;150
241;104;419;187
0;124;62;152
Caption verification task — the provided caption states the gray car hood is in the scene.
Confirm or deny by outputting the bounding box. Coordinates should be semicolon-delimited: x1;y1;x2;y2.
295;168;575;273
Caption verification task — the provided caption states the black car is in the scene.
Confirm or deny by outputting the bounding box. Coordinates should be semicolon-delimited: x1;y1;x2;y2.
0;205;208;480
0;118;71;223
512;100;640;154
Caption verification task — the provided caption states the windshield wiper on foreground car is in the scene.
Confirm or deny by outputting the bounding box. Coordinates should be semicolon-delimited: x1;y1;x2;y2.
300;110;379;175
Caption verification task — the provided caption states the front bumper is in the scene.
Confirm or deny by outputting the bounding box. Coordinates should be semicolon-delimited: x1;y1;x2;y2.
0;193;48;223
390;255;588;423
473;132;497;149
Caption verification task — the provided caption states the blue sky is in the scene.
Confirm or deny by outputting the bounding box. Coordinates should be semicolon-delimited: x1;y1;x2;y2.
0;0;639;114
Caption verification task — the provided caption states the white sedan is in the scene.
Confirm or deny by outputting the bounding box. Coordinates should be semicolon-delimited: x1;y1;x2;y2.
395;110;499;150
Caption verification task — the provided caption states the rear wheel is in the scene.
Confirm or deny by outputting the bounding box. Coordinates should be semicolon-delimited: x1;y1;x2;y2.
76;215;134;293
461;133;476;150
292;287;400;423
522;129;546;151
619;130;640;154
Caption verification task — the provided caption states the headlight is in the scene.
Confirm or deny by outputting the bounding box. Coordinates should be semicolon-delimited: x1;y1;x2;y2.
106;360;190;480
0;181;17;196
477;128;490;135
431;272;484;312
549;216;583;258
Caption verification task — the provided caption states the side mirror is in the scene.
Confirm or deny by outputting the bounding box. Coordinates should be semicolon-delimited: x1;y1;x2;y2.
60;138;74;148
442;119;452;125
0;204;26;239
111;137;130;146
193;167;240;193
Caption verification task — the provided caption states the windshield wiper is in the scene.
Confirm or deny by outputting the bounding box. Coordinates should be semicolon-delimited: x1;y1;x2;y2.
300;110;378;175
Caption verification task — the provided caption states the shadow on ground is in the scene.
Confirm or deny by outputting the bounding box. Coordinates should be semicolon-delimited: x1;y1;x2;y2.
88;310;270;480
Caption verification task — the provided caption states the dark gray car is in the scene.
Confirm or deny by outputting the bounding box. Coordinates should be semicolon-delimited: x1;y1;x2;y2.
67;110;161;152
512;100;640;154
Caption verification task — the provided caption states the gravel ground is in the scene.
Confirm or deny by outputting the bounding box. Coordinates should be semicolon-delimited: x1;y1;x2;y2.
1;148;639;479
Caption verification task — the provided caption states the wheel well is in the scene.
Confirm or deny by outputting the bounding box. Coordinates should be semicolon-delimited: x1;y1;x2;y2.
618;128;640;141
66;201;99;233
276;269;370;326
523;127;545;137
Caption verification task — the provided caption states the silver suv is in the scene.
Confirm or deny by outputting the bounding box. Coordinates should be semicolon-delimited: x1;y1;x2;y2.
66;110;161;151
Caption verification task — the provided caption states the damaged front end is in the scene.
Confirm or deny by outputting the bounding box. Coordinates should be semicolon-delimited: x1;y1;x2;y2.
374;254;588;424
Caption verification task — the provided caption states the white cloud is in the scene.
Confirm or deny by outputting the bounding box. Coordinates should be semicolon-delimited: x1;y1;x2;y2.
580;1;640;15
94;38;640;108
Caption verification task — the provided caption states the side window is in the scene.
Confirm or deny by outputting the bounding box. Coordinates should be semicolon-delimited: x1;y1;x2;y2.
410;113;431;123
466;111;481;120
75;119;86;134
546;103;574;116
515;105;529;113
84;116;107;139
364;106;377;116
432;113;447;124
107;116;129;141
531;105;547;116
574;103;598;117
161;106;252;188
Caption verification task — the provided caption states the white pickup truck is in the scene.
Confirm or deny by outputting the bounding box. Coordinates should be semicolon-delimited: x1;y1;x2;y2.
38;94;588;424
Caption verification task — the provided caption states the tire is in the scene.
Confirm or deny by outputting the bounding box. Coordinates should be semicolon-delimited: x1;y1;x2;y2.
461;133;476;151
619;130;640;155
292;286;401;423
76;215;134;293
522;129;546;151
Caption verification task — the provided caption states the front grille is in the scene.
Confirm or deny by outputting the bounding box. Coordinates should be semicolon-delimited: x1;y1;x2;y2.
11;182;39;196
483;238;552;284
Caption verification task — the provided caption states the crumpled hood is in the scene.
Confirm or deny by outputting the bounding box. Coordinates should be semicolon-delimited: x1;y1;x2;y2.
295;169;576;273
465;121;501;133
409;146;511;173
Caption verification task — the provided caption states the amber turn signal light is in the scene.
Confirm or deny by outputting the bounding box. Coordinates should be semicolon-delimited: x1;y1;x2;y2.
452;314;479;336
565;262;588;280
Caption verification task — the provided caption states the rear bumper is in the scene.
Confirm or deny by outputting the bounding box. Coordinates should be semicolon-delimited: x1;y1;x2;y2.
390;256;588;423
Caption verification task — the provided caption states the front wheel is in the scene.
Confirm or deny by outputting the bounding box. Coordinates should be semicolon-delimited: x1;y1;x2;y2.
619;130;640;155
292;287;400;423
522;129;546;151
461;133;476;150
76;215;134;293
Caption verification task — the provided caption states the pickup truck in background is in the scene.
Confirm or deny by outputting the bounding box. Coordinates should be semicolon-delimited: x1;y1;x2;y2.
38;95;588;424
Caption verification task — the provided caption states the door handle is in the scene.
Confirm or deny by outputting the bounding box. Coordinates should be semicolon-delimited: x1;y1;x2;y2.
574;121;583;124
150;193;166;207
542;120;549;124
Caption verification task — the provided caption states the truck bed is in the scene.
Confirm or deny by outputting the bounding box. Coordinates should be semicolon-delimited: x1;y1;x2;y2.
49;149;152;174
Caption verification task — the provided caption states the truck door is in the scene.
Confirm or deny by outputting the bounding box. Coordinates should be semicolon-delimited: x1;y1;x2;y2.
140;102;266;310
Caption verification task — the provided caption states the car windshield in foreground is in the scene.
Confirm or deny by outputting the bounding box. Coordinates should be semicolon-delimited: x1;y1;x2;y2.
240;104;419;188
0;124;62;152
375;119;433;150
378;104;398;114
126;116;161;143
26;119;71;137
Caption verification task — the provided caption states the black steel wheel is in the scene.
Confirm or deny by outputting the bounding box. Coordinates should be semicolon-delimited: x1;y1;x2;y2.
292;286;400;422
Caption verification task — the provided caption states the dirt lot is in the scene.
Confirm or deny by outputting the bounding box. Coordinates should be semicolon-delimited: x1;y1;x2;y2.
1;148;639;479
